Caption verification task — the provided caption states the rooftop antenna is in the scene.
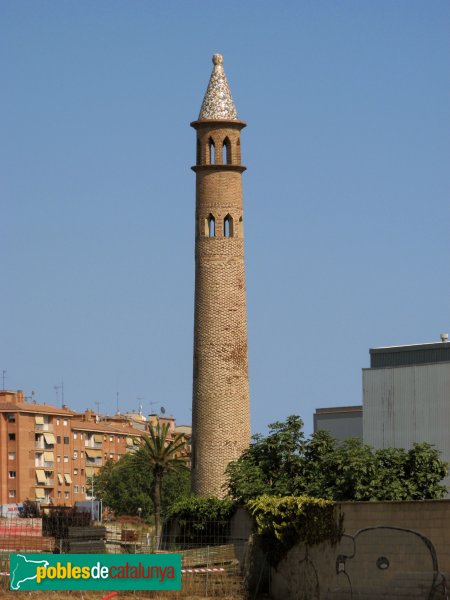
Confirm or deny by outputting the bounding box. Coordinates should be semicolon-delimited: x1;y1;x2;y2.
137;397;144;417
54;384;61;406
160;406;166;415
149;401;158;414
2;370;6;390
95;400;101;415
26;390;37;403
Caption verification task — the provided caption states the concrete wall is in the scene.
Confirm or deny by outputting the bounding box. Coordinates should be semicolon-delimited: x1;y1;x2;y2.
269;500;450;600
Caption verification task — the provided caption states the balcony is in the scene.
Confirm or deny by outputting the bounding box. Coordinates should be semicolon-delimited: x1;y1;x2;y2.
36;496;52;504
35;424;54;432
35;477;54;486
85;459;102;467
85;442;102;449
35;461;54;469
35;445;55;453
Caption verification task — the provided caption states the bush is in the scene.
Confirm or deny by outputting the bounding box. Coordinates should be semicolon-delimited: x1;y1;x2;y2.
168;496;236;546
19;500;40;518
247;495;343;565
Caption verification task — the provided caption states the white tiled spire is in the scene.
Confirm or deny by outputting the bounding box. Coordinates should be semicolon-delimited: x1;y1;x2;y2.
198;54;238;120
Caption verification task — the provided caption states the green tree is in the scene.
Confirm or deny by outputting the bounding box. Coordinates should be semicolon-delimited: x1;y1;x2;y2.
225;416;305;502
403;442;448;499
94;454;153;517
94;450;190;520
296;429;337;498
313;437;378;501
131;423;188;542
225;415;448;503
371;447;410;500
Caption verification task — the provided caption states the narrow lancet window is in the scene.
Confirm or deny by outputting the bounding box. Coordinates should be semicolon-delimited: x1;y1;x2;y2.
205;214;216;238
224;214;233;238
208;138;215;164
223;137;232;165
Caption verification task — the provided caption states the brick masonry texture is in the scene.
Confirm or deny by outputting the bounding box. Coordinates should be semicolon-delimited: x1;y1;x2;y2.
191;120;251;497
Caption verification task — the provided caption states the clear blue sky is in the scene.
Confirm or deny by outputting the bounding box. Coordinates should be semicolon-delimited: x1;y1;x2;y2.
2;1;449;437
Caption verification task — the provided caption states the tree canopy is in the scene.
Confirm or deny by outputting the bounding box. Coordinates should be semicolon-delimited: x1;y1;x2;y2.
94;450;190;520
225;415;448;503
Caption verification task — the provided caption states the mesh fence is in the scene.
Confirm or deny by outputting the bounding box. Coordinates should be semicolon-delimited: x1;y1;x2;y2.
0;515;249;599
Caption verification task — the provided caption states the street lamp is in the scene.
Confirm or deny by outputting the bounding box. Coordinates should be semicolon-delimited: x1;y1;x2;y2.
90;477;94;521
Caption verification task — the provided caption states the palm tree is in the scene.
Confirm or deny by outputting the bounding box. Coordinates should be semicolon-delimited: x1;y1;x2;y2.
131;422;187;544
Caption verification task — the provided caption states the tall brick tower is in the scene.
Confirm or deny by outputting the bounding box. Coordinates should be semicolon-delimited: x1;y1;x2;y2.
191;54;251;497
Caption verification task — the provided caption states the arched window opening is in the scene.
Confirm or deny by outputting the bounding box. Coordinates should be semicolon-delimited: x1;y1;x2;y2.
196;139;201;165
223;137;232;165
205;214;216;238
239;216;243;238
236;138;241;163
224;214;234;238
208;138;215;165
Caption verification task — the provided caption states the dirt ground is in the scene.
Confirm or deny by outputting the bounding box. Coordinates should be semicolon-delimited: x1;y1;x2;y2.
0;593;248;600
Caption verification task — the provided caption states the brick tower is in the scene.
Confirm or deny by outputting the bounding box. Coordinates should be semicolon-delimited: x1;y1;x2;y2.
191;54;251;497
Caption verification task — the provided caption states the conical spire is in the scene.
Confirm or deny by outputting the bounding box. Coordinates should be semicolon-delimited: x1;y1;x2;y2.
198;54;238;120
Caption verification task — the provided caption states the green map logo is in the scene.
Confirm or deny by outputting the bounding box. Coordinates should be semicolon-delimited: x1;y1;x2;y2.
10;555;50;590
9;554;182;591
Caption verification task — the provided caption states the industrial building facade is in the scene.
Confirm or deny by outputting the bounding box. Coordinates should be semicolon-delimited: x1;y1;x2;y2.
363;338;450;489
313;405;363;440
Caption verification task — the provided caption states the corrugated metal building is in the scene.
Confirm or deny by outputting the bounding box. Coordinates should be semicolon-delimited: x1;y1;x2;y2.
363;336;450;490
314;406;363;440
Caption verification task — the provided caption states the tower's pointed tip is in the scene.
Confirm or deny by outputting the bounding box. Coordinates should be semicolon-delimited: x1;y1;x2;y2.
198;53;238;121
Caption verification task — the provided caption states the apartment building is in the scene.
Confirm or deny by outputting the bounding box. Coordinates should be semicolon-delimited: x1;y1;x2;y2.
0;390;145;507
174;424;192;468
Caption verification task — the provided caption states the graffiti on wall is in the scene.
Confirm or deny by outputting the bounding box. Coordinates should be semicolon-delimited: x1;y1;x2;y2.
275;526;449;600
330;526;448;600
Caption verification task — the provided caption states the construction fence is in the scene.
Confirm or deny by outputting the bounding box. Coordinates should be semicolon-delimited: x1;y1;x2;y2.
0;513;250;598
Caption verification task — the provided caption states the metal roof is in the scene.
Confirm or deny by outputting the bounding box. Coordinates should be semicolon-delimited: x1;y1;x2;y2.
370;341;450;368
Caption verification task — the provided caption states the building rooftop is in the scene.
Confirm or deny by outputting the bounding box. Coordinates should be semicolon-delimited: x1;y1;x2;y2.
0;400;77;416
174;424;192;436
198;54;238;121
315;406;362;414
369;339;450;368
70;419;143;437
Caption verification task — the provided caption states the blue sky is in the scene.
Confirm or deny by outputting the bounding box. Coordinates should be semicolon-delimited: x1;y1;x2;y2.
2;1;449;436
